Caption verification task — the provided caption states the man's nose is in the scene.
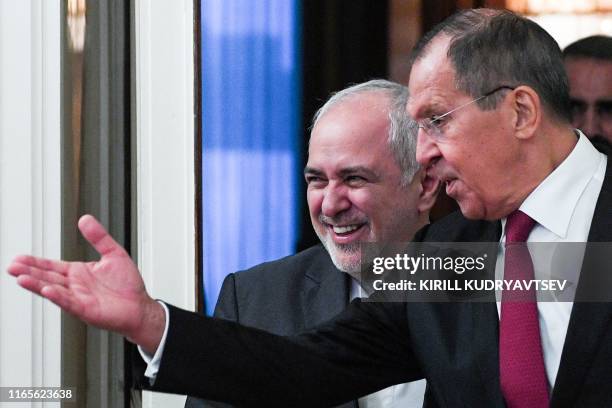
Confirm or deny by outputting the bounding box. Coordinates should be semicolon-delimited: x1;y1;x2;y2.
416;128;442;167
581;105;602;138
321;185;351;217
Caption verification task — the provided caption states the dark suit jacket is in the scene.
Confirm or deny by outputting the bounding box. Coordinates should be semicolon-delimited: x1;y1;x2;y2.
147;155;612;407
184;245;356;408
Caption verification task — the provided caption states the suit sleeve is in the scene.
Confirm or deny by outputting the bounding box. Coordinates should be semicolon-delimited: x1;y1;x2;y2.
185;274;240;408
157;299;422;407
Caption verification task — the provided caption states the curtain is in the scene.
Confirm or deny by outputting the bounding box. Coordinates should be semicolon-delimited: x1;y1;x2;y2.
201;0;301;314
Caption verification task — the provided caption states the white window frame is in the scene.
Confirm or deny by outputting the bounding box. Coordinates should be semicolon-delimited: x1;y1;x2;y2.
0;0;62;405
133;1;197;407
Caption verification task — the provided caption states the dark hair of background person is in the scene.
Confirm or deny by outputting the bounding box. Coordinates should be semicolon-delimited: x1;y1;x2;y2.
562;35;612;61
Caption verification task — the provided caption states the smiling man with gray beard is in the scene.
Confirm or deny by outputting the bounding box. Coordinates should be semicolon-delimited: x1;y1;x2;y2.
305;81;438;280
184;79;438;408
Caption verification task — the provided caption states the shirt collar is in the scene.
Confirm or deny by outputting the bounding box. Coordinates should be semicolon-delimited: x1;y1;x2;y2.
514;131;603;239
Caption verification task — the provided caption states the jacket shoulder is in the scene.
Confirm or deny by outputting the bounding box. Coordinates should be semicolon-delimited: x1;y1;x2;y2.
217;245;341;334
234;245;332;284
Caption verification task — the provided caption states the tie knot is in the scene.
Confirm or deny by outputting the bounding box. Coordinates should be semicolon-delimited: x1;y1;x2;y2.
505;210;536;243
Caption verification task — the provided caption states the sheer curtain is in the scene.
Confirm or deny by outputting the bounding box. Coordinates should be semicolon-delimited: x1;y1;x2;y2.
201;0;301;314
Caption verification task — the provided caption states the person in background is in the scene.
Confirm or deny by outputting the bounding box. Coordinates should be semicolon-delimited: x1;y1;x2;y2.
563;35;612;144
186;79;437;408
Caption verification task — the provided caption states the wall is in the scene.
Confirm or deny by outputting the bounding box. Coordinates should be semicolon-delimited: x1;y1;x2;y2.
133;1;196;407
0;1;62;407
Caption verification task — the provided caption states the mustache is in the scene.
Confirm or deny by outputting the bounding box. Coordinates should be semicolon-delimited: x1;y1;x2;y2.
319;213;368;226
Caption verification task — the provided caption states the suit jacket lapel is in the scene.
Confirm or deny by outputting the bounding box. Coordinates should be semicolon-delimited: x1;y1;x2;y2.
551;165;612;407
300;249;357;408
301;248;349;331
420;216;505;405
469;221;506;406
470;301;505;406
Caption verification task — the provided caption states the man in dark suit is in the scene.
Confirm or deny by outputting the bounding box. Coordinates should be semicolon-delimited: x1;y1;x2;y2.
9;8;612;407
185;80;436;408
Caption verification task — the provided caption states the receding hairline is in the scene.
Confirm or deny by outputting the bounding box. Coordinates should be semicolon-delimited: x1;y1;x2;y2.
309;92;393;154
308;79;419;184
314;90;392;124
408;8;571;123
409;9;504;67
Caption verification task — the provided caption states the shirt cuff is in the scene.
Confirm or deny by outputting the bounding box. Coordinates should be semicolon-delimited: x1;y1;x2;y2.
138;300;170;385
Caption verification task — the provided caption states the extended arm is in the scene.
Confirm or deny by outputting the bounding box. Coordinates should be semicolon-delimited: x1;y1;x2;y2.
7;214;165;355
185;274;239;408
8;215;422;406
158;300;422;407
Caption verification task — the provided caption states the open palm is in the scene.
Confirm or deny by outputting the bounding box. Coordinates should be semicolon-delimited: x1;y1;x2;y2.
8;215;157;343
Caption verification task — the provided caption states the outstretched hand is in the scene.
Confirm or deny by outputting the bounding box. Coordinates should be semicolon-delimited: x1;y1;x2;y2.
8;214;165;353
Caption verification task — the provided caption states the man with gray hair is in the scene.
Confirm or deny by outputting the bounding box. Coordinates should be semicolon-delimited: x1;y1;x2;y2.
185;79;437;407
563;35;612;143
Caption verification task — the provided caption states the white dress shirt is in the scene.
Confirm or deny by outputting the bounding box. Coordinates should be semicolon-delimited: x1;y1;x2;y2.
495;131;607;389
140;301;170;382
350;279;426;408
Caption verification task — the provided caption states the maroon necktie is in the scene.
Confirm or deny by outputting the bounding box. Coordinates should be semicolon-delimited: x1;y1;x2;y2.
499;210;549;408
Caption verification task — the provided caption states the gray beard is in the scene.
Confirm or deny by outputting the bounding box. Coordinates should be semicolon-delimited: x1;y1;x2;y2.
320;239;362;279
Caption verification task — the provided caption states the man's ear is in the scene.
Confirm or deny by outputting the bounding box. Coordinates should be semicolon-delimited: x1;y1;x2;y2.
511;86;541;140
416;168;440;214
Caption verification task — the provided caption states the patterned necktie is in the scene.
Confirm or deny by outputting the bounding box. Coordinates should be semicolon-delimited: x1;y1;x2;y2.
499;210;549;408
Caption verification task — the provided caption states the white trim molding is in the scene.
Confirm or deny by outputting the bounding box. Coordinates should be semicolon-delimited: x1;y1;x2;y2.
0;0;62;404
134;1;196;407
